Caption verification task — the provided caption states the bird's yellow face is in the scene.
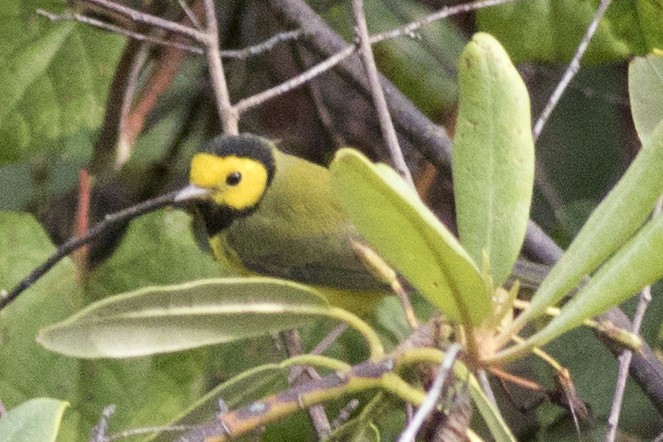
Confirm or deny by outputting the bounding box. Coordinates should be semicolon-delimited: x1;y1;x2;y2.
189;153;270;211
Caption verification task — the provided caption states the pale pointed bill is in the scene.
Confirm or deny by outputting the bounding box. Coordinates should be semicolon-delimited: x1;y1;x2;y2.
174;184;210;202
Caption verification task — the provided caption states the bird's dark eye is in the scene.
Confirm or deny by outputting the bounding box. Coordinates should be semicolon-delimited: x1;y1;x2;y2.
226;172;242;186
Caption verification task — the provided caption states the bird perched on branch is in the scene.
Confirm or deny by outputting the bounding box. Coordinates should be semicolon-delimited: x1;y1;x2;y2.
176;133;388;313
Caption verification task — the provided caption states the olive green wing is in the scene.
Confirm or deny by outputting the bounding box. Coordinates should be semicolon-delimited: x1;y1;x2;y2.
223;150;386;291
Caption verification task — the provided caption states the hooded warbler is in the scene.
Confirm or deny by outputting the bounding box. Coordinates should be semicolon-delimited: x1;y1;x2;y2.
176;134;388;312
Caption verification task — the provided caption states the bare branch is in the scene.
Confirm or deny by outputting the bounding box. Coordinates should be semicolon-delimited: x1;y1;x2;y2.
235;44;357;114
177;0;202;30
37;9;204;54
370;0;519;44
85;0;206;42
202;0;238;134
606;197;663;441
398;344;461;442
351;0;414;186
532;0;614;140
222;29;304;59
281;330;332;438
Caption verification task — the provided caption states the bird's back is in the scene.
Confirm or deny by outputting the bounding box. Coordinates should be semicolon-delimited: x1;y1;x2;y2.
220;148;385;292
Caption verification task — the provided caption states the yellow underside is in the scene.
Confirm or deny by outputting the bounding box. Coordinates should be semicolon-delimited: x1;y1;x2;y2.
310;285;386;315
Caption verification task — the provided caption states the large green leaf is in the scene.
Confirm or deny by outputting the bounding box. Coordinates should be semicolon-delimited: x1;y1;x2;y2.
0;398;69;442
38;278;331;358
477;0;663;64
500;209;663;360
0;1;124;163
453;33;534;286
0;212;82;440
629;54;663;143
330;149;491;326
510;118;663;332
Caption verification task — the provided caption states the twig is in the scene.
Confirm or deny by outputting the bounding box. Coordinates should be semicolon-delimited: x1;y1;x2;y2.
330;399;360;429
605;197;663;441
235;44;357;115
177;0;202;30
84;0;206;42
89;404;116;442
351;0;414;186
178;358;409;442
530;0;613;213
222;29;304;60
281;330;332;438
0;190;182;311
201;0;238;134
109;424;196;440
310;323;348;356
532;0;614;141
39;8;302;60
73;169;92;279
370;0;518;45
398;343;461;442
39;7;304;61
36;9;205;54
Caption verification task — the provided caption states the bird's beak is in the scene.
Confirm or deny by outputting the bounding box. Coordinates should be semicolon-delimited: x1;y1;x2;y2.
174;184;210;202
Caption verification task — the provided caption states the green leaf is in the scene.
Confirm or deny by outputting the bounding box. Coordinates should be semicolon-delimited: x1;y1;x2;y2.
518;209;663;351
0;212;82;440
0;3;124;164
453;33;534;286
629;54;663;143
330;149;491;326
38;278;331;358
0;398;69;442
513;119;663;330
462;371;516;442
477;0;663;64
88;210;221;297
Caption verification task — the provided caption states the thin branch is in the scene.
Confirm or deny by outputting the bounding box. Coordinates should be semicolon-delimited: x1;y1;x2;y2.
178;358;409;441
90;405;115;442
369;0;519;44
605;197;663;441
36;9;205;54
245;0;517;148
202;0;238;134
235;44;357;114
109;424;196;440
351;0;414;186
532;0;614;140
73;169;92;279
281;330;332;438
330;399;360;429
398;344;461;442
85;0;206;42
177;0;202;30
221;29;304;59
0;191;182;311
39;7;303;60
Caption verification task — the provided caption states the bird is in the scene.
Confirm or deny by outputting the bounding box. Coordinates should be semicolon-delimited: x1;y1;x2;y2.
175;133;389;313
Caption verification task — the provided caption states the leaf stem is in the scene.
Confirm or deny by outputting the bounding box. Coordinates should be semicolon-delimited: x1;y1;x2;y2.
328;307;385;360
